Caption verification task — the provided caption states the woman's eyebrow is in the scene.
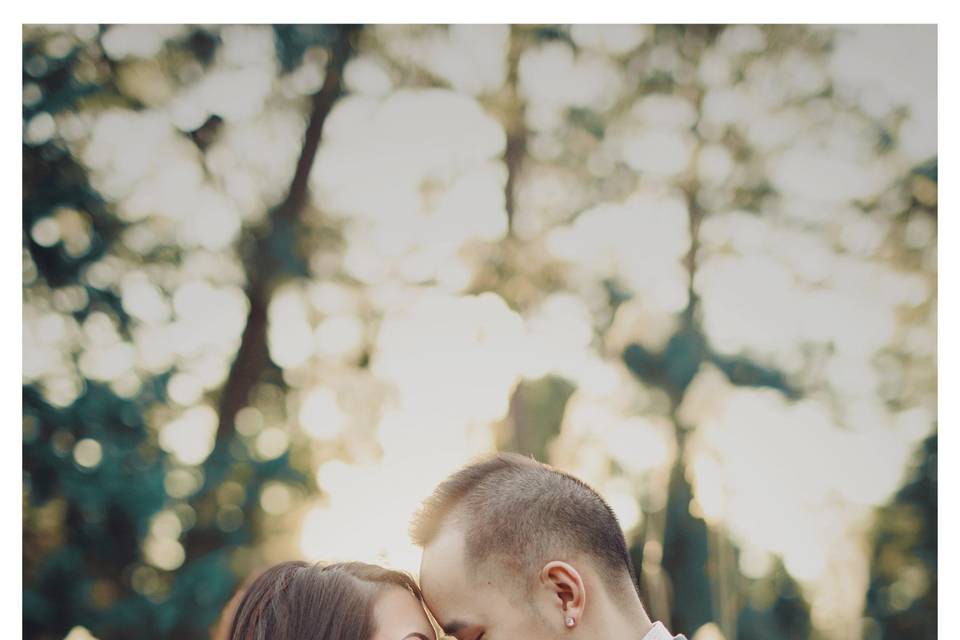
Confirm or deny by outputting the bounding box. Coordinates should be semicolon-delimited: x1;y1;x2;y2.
402;634;431;640
441;620;467;636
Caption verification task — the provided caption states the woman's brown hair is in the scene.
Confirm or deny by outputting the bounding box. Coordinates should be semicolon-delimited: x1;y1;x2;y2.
223;561;423;640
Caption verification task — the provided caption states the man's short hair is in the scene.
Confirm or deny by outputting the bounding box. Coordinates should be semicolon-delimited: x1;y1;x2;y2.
411;453;639;599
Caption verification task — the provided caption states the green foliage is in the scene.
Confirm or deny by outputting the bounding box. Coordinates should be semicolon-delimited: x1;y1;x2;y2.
22;25;315;640
660;463;714;633
272;25;342;72
864;435;937;639
737;566;811;640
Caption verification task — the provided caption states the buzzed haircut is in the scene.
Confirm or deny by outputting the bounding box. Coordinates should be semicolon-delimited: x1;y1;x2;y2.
411;453;639;600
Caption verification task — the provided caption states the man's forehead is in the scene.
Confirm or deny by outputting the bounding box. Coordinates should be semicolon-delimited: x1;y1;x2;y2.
421;526;468;588
420;526;473;624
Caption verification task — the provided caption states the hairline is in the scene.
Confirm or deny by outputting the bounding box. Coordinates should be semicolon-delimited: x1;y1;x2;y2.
415;455;639;603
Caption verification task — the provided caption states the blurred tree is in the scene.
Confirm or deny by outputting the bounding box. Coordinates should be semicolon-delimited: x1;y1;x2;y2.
863;434;937;639
23;24;360;640
22;23;936;640
505;375;576;462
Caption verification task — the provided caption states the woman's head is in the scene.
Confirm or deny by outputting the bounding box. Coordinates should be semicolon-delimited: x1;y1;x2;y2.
227;561;435;640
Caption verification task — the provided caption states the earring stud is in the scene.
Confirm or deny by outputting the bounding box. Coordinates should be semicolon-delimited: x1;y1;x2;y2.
565;617;575;628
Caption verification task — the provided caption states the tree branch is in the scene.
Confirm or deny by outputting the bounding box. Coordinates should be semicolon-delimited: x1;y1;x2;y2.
180;27;360;569
216;26;359;443
502;25;526;236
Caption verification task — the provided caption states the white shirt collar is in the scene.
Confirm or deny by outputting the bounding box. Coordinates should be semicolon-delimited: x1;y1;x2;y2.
641;621;686;640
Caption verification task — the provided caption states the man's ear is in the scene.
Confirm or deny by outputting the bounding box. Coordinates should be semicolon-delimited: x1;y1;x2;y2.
539;561;586;628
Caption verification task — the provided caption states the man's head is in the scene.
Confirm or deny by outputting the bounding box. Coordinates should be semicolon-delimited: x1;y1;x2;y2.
411;453;648;640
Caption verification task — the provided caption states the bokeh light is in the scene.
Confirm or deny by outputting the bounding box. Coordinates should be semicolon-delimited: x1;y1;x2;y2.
22;24;936;640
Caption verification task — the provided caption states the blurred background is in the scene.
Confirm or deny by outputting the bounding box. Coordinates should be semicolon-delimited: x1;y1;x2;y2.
22;24;937;640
